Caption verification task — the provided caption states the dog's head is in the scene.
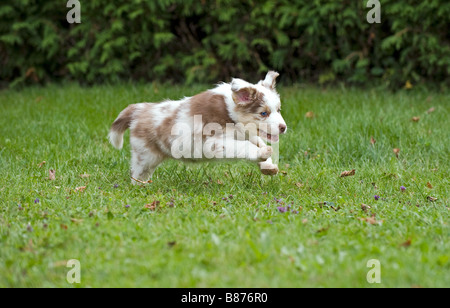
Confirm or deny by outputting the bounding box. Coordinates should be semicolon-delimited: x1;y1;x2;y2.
231;71;287;143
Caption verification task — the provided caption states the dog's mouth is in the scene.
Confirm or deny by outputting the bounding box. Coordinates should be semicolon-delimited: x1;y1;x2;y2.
259;130;279;143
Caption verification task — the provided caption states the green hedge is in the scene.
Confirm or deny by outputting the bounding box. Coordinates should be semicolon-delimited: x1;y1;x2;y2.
1;0;449;88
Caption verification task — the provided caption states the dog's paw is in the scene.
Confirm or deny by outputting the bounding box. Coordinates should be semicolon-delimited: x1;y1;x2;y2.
258;161;279;175
258;146;273;160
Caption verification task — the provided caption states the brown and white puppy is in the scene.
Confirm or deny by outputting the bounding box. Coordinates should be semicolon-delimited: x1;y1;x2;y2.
108;71;287;184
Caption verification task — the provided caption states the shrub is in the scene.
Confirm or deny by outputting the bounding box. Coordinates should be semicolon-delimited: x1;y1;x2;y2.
0;0;448;88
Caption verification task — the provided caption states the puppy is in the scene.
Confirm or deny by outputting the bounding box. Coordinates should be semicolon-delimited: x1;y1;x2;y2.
108;71;287;184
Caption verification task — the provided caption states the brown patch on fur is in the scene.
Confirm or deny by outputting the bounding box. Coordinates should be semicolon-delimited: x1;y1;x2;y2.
111;104;136;133
131;104;166;157
157;107;179;150
190;91;234;127
233;88;265;114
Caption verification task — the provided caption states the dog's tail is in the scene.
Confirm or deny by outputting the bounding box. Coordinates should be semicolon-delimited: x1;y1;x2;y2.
108;105;135;150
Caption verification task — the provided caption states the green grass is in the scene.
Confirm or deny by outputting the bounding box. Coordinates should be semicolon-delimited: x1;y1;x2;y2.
0;83;449;287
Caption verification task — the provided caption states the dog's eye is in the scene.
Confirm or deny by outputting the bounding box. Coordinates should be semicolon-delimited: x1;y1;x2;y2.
260;112;268;117
277;109;281;113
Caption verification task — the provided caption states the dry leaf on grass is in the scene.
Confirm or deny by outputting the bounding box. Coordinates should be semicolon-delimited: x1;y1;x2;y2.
426;182;433;189
393;148;400;158
48;169;56;181
426;107;435;114
358;216;383;225
411;116;420;122
295;182;304;188
399;239;412;247
38;161;46;168
75;186;86;193
361;204;371;212
404;80;413;89
145;200;160;210
427;196;437;202
305;111;315;118
340;169;355;177
370;136;376;145
79;173;90;178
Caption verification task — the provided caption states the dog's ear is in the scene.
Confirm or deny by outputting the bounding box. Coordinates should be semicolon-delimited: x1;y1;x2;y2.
231;79;258;105
260;71;279;90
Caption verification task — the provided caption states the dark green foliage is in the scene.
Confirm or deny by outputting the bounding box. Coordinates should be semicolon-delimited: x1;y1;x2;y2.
0;0;449;87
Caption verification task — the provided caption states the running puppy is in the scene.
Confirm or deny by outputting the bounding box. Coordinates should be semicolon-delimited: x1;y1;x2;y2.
108;71;287;184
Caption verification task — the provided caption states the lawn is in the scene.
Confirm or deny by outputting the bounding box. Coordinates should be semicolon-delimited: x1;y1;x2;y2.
0;83;448;287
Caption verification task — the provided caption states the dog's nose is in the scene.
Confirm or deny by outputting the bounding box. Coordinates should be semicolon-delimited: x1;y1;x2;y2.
279;124;287;134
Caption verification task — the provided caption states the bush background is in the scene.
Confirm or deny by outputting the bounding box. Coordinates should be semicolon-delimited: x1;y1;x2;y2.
0;0;449;88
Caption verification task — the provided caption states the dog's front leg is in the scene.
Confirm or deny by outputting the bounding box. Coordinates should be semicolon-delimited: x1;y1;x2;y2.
258;157;279;175
219;138;272;161
248;136;279;175
249;135;267;148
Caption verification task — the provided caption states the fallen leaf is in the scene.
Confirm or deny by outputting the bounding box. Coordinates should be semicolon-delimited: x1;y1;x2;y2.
38;161;46;168
305;111;315;118
217;179;223;185
400;239;412;247
48;169;56;181
145;200;160;210
358;216;383;225
404;80;413;89
393;148;400;158
426;107;435;114
427;196;437;202
316;226;330;233
75;186;87;193
426;182;433;189
295;182;304;188
370;136;376;145
25;67;39;82
70;218;83;223
340;169;356;177
411;116;420;122
79;173;90;178
60;224;68;230
25;67;35;78
361;204;371;212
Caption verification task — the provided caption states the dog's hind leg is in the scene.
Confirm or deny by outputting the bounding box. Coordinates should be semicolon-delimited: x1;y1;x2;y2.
130;137;165;184
130;150;164;184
